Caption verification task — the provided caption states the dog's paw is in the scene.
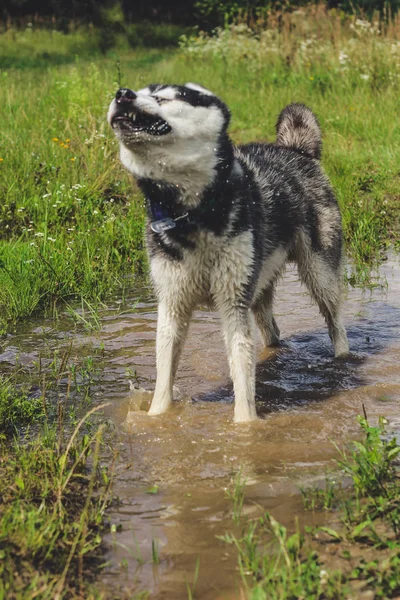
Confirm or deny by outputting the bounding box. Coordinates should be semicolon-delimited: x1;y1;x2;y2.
234;406;258;423
334;341;350;358
128;387;154;412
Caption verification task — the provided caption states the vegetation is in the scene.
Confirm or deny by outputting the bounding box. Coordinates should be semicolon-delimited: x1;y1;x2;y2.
2;25;395;323
0;338;120;599
1;7;399;331
225;469;247;524
0;404;114;599
0;377;45;433
222;414;400;599
2;0;400;29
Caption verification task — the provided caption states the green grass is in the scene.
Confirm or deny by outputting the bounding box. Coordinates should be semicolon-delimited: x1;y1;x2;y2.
220;514;346;599
0;377;45;434
300;476;342;511
0;347;120;599
0;403;114;599
222;414;400;599
0;23;190;70
225;469;247;524
1;8;399;331
0;341;107;430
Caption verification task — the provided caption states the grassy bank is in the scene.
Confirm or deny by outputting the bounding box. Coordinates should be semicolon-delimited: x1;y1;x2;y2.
0;376;114;599
1;7;400;331
223;414;400;599
0;336;125;598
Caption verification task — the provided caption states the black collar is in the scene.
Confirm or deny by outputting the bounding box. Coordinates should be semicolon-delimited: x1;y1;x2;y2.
138;155;236;236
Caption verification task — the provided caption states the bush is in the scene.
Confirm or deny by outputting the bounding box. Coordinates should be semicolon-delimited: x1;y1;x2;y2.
126;22;193;47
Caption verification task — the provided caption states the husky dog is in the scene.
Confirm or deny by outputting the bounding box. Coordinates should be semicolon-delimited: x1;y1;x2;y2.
108;83;349;423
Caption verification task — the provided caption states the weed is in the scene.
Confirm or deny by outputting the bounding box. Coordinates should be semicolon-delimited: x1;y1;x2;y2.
151;537;160;564
185;557;200;600
225;469;246;524
300;476;341;511
335;415;400;498
65;298;103;332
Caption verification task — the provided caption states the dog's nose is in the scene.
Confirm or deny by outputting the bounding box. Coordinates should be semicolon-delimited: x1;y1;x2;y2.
115;88;137;104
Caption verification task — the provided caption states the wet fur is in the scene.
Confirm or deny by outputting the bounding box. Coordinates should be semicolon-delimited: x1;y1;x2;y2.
108;85;349;422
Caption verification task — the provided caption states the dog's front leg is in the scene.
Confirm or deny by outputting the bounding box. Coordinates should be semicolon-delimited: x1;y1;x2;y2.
148;301;192;416
218;304;257;423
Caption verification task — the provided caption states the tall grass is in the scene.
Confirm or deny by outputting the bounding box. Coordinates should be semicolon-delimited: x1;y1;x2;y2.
1;7;399;330
0;51;153;329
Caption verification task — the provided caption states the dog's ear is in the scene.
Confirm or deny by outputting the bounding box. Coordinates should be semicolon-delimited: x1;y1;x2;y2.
184;82;214;96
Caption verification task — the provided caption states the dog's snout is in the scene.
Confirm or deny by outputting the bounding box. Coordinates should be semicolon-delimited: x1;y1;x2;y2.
116;88;137;103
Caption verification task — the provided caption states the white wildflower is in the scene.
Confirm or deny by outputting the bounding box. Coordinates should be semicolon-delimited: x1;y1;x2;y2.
319;569;329;585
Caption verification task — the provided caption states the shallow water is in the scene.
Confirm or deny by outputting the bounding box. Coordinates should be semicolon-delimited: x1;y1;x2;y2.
2;257;400;598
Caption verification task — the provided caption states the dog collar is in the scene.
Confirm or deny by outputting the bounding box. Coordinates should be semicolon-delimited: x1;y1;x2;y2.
150;213;189;234
148;198;190;234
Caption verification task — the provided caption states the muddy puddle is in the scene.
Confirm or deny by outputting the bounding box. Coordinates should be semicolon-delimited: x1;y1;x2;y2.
2;256;400;598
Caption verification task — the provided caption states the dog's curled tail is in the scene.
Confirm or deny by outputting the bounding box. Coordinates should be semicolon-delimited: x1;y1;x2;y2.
275;103;322;160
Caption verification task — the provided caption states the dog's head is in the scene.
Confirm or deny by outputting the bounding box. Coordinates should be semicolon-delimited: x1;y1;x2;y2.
108;83;230;148
108;83;232;199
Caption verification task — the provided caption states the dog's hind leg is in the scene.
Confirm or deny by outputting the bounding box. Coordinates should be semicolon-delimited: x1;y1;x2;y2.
217;303;258;422
297;251;349;358
148;301;192;416
252;284;280;347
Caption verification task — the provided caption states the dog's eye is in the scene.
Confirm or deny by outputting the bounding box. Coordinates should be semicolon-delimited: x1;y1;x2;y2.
154;97;172;105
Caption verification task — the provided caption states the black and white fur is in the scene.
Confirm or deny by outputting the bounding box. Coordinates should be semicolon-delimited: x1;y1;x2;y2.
108;83;349;423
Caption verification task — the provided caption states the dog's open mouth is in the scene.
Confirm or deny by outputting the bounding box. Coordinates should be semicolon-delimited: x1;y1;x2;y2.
111;110;171;136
